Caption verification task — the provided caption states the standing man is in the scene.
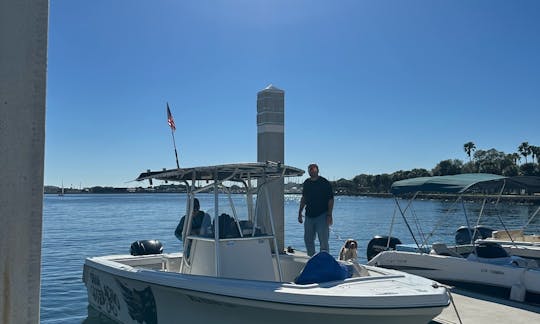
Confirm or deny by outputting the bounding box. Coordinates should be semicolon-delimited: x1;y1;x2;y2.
298;163;334;256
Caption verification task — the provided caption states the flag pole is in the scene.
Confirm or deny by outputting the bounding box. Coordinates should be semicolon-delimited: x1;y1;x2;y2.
171;127;180;169
167;102;180;169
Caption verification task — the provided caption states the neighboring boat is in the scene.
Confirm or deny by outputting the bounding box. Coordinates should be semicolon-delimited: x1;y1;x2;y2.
367;173;540;303
453;176;540;262
478;227;540;262
83;162;450;324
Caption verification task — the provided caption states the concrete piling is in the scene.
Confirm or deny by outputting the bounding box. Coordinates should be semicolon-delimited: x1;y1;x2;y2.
0;0;48;322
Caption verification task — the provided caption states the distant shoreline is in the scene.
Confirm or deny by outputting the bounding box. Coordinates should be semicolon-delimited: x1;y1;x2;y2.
45;191;540;204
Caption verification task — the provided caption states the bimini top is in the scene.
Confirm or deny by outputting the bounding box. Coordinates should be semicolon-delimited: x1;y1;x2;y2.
136;162;304;183
390;173;540;195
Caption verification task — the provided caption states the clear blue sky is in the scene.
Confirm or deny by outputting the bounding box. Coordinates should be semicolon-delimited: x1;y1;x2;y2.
45;0;540;188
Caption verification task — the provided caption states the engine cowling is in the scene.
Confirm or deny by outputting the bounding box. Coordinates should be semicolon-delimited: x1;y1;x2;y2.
455;226;493;245
366;235;401;261
130;239;164;256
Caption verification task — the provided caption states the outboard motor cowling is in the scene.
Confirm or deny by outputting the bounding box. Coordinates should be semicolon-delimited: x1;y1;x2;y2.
366;235;402;261
475;226;494;239
455;226;494;245
130;240;164;256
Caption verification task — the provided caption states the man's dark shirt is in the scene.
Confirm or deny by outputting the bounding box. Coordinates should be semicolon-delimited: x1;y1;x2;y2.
302;176;334;218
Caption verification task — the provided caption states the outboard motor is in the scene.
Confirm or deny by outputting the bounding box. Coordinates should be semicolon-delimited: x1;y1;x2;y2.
455;226;494;245
475;226;494;239
475;241;509;259
455;226;471;245
366;235;402;261
130;240;164;256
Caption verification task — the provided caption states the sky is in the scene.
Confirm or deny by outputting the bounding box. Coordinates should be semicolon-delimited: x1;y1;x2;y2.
45;0;540;188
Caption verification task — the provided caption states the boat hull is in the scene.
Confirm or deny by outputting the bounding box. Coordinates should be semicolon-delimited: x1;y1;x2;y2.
368;251;540;302
83;255;447;324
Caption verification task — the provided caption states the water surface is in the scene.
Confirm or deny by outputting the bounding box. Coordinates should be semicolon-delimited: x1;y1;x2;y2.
40;194;540;323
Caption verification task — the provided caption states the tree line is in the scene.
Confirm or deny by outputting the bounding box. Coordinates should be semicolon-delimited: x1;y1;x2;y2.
332;141;540;195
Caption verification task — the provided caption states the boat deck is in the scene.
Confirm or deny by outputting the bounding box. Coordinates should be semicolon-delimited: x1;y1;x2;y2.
432;288;540;324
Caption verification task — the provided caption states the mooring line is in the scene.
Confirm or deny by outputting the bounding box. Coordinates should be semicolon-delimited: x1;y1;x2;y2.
433;283;463;324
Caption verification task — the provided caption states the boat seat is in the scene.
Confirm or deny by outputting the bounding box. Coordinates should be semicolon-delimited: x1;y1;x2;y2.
210;213;241;239
204;219;266;238
430;243;463;258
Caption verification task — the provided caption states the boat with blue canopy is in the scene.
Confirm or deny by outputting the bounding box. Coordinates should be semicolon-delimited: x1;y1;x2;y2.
367;173;540;303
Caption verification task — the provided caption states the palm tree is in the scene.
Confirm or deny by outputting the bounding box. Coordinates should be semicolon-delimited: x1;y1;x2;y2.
531;145;540;164
518;142;532;164
510;153;521;165
463;142;476;162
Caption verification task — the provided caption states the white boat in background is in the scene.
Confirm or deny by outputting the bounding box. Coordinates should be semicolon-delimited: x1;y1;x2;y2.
477;210;540;262
454;176;540;262
478;227;540;261
367;173;540;303
83;162;450;324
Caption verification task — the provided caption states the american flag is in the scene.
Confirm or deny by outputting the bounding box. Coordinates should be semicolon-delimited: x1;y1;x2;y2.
166;103;176;131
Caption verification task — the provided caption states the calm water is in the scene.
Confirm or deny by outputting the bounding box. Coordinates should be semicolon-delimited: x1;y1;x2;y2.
40;194;540;323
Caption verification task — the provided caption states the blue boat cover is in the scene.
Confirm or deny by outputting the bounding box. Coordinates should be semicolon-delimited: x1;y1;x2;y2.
391;173;506;195
390;174;540;195
294;252;350;285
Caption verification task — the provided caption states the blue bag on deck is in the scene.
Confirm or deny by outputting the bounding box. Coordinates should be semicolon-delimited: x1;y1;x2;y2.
294;251;349;285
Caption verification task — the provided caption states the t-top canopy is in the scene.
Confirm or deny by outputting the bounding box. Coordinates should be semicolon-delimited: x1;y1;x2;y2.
390;173;540;195
136;162;304;183
508;176;540;192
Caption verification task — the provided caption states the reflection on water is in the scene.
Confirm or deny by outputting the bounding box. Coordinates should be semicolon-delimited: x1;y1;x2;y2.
40;194;539;323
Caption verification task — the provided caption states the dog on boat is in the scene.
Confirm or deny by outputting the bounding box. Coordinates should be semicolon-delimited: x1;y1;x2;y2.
339;239;358;261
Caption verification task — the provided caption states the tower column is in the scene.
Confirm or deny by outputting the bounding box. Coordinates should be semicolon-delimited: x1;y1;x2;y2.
257;85;285;252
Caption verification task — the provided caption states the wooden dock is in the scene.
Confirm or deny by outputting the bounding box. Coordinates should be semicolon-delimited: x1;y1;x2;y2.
432;288;540;324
